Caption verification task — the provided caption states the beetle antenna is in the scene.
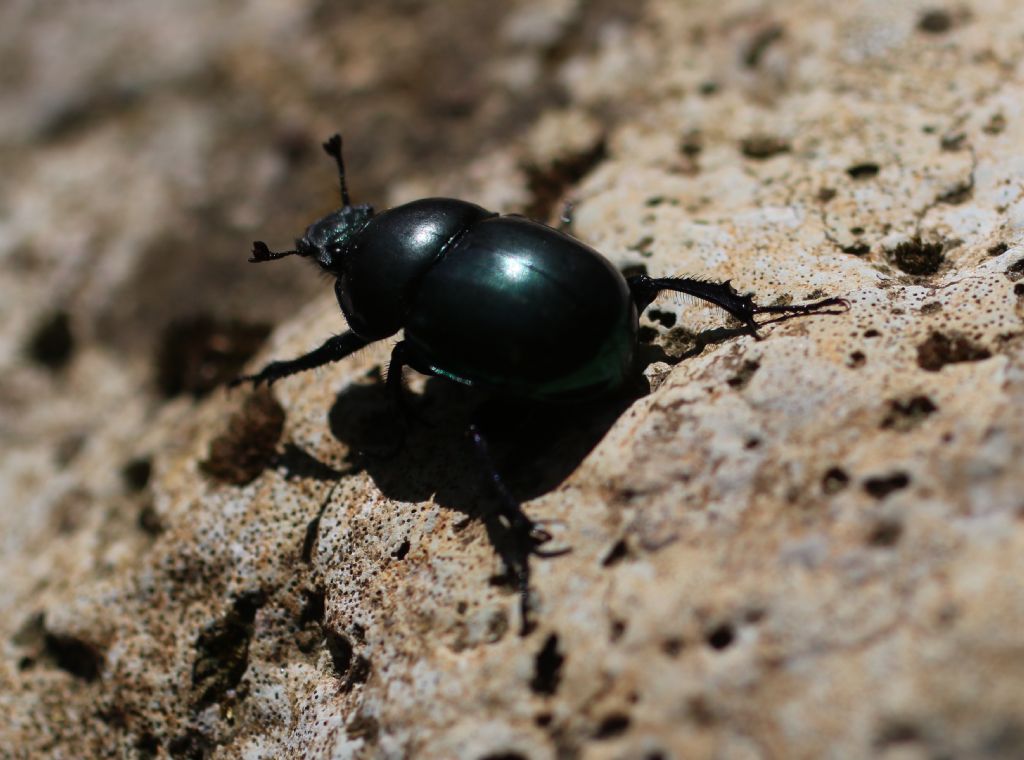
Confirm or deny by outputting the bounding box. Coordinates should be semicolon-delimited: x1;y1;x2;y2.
322;134;352;208
249;240;300;263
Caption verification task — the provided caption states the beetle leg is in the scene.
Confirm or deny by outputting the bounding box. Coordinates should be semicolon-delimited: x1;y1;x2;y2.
385;341;422;423
467;421;567;635
230;330;370;388
627;274;849;335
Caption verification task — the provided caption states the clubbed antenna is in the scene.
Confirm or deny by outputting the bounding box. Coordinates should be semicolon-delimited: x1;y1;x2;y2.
322;134;352;207
249;240;300;263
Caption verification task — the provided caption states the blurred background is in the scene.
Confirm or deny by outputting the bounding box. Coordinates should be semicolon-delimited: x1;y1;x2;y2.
6;2;1024;757
0;0;642;406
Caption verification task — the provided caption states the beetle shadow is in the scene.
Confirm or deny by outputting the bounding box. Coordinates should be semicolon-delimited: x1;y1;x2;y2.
306;322;745;537
324;370;641;522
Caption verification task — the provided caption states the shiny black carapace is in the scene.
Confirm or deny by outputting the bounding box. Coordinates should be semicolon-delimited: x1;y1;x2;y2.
235;134;847;631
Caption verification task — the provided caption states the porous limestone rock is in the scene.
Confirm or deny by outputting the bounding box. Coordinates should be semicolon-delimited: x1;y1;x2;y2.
2;1;1024;758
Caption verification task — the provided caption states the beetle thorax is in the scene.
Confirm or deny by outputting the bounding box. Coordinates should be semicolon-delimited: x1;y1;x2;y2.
299;204;374;272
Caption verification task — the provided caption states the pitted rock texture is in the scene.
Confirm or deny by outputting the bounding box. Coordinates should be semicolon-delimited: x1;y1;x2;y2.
3;0;1024;758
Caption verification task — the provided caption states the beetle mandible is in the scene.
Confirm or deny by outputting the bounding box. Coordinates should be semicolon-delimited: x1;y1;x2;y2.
234;135;848;632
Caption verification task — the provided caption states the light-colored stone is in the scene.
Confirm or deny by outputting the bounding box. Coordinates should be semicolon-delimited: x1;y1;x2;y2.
2;1;1024;758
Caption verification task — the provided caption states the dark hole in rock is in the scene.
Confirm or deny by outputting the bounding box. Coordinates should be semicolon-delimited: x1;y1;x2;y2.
863;472;911;499
875;719;922;748
740;135;790;160
121;457;152;492
867;519;903;547
485;610;509;643
535;712;553;727
610;620;626;642
299;589;326;627
680;135;702;159
841;242;871;256
920;301;942;315
706;623;735;650
918;9;953;33
391;539;411;560
647;308;677;328
938;180;973;204
916;331;991;371
743;24;785;68
864;329;881;337
1006;258;1024;281
594;713;632;739
983;113;1006;135
155;316;271;398
43;631;103;681
191;591;264;707
200;389;285;485
848;351;867;368
699;81;719;96
662;637;684;657
601;538;630;567
727;360;760;389
637;325;659;345
135;733;160;757
137;503;163;536
25;310;74;371
326;631;353;677
822;467;850;494
531;634;564;695
988;242;1008;256
168;728;213;760
881;395;938;431
347;712;380;743
689;695;717;726
889;238;944;276
524;139;607;222
744;607;766;624
818;187;837;203
344;654;372;691
940;132;966;151
629;235;655;256
847;163;880;179
1015;284;1024;297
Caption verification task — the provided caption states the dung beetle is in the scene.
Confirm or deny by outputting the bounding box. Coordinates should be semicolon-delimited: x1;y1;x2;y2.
234;135;847;632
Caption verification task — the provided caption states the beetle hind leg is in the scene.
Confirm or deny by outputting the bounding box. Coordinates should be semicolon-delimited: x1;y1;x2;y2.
467;421;569;635
627;274;849;337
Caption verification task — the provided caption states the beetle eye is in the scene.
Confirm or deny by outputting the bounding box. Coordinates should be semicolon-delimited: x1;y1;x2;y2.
323;243;346;270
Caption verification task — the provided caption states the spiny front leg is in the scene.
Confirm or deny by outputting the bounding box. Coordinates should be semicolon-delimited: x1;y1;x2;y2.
626;274;849;337
230;331;370;388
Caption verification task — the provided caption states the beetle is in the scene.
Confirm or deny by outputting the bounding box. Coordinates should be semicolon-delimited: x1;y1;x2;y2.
234;134;847;631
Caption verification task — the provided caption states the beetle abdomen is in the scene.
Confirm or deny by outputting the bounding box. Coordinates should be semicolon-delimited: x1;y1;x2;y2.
404;216;637;400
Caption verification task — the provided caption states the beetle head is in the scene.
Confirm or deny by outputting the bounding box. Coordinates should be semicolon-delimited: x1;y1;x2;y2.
248;133;373;272
296;204;374;273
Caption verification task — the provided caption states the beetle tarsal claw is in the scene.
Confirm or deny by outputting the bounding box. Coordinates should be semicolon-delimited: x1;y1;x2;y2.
249;241;301;263
525;519;572;557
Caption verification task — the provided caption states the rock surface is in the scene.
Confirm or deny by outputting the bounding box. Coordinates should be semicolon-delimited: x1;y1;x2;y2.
2;0;1024;758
